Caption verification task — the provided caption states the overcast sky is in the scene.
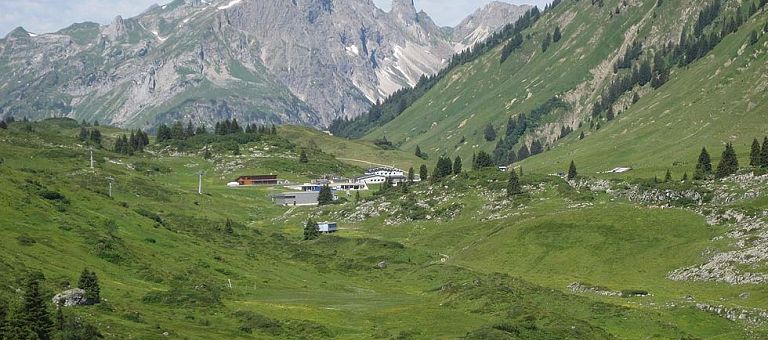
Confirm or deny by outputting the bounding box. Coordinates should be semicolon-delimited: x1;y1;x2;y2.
1;0;550;37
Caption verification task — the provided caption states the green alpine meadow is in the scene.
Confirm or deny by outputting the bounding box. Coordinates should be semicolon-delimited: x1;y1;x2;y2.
1;0;767;339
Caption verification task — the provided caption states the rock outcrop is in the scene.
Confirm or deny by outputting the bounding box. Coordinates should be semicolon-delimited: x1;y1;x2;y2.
52;288;90;307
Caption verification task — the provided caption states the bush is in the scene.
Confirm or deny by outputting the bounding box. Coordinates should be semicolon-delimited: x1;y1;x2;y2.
135;208;165;226
39;190;67;202
17;234;36;246
620;289;649;297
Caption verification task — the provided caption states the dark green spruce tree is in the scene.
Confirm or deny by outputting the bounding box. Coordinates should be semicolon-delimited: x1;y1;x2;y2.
21;274;53;339
761;137;768;168
484;123;497;141
715;143;739;179
453;156;463;175
299;150;309;163
318;185;334;206
694;147;712;179
567;160;578;180
419;165;429;181
77;269;101;304
408;167;415;182
474;151;495;169
750;138;762;167
303;218;320;240
507;170;523;197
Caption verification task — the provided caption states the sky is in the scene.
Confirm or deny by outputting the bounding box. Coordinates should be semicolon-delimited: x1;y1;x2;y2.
1;0;551;37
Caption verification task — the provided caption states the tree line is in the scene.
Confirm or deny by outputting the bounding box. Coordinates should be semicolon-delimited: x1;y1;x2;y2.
156;119;277;143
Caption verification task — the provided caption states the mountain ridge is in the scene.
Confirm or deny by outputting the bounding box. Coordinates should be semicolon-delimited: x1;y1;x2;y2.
0;0;530;128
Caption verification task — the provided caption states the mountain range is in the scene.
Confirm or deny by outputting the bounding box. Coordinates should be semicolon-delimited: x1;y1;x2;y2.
0;0;530;128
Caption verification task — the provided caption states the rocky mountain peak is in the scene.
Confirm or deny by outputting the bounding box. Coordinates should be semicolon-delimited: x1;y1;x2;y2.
391;0;418;24
105;15;127;40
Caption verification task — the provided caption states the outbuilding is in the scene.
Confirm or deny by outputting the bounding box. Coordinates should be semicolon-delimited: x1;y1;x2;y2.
317;222;338;233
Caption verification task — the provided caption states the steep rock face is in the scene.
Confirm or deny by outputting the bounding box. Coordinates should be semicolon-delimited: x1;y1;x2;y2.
0;0;529;128
452;1;533;51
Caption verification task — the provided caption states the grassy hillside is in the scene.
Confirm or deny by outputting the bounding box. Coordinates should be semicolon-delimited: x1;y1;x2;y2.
521;4;768;177
279;125;423;171
362;0;768;178
0;119;765;339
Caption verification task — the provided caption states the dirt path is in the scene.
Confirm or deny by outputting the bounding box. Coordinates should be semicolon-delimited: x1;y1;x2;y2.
336;158;393;168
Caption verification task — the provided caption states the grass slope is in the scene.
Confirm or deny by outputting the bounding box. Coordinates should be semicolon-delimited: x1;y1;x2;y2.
364;0;768;179
0;119;764;338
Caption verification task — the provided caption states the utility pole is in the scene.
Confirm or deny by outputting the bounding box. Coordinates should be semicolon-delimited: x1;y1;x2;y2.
197;171;204;195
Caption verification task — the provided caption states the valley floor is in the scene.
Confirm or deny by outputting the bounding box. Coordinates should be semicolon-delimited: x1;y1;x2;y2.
0;120;766;339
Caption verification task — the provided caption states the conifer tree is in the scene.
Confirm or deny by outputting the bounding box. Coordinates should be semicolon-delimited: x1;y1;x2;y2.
186;121;196;138
761;137;768;168
696;147;713;175
664;169;673;182
77;269;101;304
224;219;235;234
3;301;37;340
553;25;562;42
230;118;241;134
156;124;172;143
567;160;578;180
542;32;552;52
415;145;423;158
303;218;320;240
171;121;185;140
419;165;428;181
453;156;463;175
474;151;494;169
507;170;523;197
318;185;334;206
408;167;415;182
682;172;689;181
0;120;7;129
484;123;497;141
715;143;739;179
21;274;53;339
78;127;89;141
299;150;308;163
89;129;102;147
750;138;762;167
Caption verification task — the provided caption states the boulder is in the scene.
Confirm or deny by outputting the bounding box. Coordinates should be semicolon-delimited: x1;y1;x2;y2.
52;288;89;307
